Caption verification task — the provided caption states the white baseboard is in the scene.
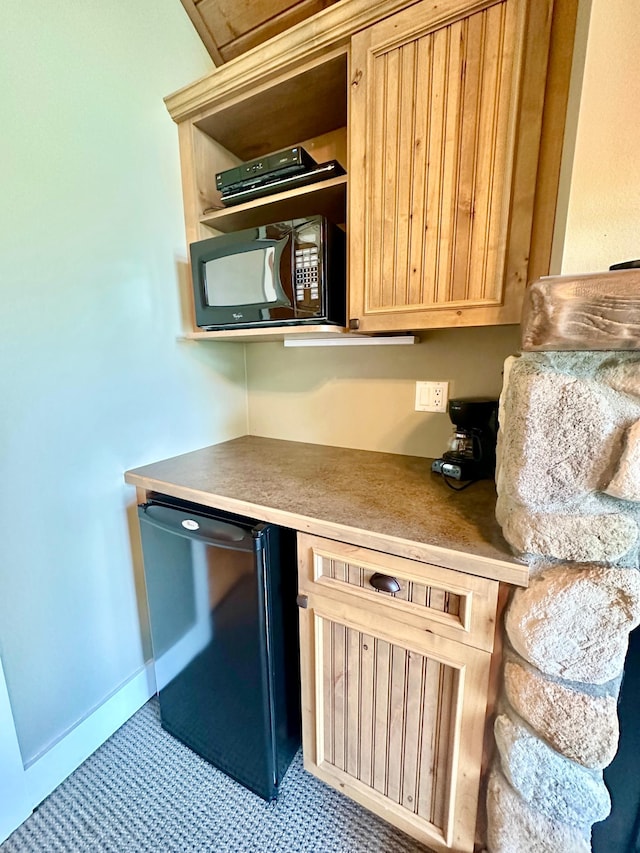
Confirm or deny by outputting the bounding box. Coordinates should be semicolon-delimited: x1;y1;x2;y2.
0;657;32;843
24;664;155;808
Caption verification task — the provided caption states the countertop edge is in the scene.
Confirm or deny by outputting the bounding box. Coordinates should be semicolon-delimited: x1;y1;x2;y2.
125;470;528;587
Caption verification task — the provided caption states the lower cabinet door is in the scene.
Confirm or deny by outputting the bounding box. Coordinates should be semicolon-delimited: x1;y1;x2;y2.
298;592;491;853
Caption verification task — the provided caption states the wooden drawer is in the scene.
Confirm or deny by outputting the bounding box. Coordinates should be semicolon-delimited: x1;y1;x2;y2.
297;534;499;653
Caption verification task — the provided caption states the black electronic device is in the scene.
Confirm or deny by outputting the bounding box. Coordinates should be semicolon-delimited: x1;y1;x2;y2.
189;215;346;331
216;146;317;195
220;160;345;207
138;496;301;802
431;398;499;484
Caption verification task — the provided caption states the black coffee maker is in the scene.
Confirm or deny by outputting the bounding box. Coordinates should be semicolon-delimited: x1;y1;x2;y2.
431;397;499;482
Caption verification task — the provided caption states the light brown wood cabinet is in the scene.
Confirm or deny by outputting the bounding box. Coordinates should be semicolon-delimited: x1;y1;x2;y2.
297;533;500;853
179;0;341;65
348;0;572;332
166;0;576;340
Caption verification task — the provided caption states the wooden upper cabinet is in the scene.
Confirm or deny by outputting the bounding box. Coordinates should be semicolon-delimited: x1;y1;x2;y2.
348;0;569;332
166;0;576;339
180;0;341;65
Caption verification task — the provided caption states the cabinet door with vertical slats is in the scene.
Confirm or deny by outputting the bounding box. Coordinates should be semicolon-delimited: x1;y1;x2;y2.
298;592;492;852
348;0;554;332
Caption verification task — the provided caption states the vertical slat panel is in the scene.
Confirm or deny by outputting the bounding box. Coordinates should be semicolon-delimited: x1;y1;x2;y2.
408;36;432;307
395;579;409;602
395;41;418;309
485;0;519;302
333;559;347;582
410;582;428;607
316;613;467;837
358;632;375;787
368;48;388;312
429;586;447;613
435;20;464;305
332;621;346;771
322;615;334;765
372;637;391;795
423;26;447;304
450;14;484;302
347;561;360;586
416;656;440;823
430;666;457;830
345;626;361;778
353;0;537;323
467;2;508;302
385;645;408;802
380;49;402;310
401;651;425;812
469;3;512;299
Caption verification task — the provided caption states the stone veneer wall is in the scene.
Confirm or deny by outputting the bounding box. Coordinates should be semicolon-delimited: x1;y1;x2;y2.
487;350;640;852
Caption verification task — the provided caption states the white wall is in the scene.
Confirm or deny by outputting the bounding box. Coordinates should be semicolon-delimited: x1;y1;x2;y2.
0;1;247;766
559;0;640;272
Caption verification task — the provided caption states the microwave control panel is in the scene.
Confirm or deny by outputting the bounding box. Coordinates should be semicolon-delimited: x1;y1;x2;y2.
294;246;320;309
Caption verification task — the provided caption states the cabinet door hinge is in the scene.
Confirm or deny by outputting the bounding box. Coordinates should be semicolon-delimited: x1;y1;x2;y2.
349;318;360;331
296;594;309;609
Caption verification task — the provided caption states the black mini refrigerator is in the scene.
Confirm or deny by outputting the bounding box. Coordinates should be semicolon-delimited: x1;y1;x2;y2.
137;494;301;801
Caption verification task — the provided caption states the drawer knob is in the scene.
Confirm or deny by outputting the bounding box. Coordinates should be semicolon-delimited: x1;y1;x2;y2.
369;573;401;594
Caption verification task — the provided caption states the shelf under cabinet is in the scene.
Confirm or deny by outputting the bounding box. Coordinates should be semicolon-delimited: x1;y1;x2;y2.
199;175;347;233
180;324;349;343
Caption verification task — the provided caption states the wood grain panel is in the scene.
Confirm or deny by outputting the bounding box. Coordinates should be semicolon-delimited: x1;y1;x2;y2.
436;20;464;306
194;51;347;162
358;632;376;788
333;620;347;771
307;537;499;653
196;0;298;49
360;1;516;315
407;36;432;307
450;14;483;302
521;269;640;351
466;3;505;302
372;637;392;795
319;616;458;833
184;0;340;65
297;537;496;851
325;556;464;618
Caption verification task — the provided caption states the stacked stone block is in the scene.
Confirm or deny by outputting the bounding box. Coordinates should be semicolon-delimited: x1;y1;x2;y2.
488;351;640;852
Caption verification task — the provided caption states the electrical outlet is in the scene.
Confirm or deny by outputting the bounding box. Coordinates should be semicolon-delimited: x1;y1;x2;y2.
415;381;449;413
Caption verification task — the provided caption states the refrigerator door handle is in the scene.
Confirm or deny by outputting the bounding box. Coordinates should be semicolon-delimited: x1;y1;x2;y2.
138;502;256;552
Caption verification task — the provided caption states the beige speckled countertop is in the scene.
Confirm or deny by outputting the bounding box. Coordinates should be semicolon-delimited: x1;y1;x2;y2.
125;436;527;586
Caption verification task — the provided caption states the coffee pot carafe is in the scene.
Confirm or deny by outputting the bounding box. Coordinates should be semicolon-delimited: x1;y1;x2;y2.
432;397;498;483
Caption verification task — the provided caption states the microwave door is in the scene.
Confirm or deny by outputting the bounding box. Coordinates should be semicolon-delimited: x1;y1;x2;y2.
203;241;291;315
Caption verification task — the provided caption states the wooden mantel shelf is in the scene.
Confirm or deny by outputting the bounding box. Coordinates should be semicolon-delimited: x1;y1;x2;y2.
125;435;526;586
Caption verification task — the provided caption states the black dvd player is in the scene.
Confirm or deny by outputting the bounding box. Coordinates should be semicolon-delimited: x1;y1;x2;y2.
216;147;317;194
219;161;345;207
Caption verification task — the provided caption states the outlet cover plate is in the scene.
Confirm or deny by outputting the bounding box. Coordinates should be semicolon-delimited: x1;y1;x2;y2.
415;381;449;412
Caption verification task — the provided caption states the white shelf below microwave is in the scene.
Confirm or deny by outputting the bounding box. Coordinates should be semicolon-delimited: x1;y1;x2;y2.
179;325;348;344
178;328;417;345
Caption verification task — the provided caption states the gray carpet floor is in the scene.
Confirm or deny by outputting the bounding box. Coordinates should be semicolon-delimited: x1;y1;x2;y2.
1;699;430;852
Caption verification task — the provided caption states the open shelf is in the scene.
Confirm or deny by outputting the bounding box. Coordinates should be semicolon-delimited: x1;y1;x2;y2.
194;52;348;163
200;174;347;233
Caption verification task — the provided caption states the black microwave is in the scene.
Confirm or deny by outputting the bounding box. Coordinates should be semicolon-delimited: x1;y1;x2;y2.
189;215;346;330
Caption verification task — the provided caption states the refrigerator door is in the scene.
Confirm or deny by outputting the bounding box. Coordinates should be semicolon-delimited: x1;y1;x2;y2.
138;499;297;801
